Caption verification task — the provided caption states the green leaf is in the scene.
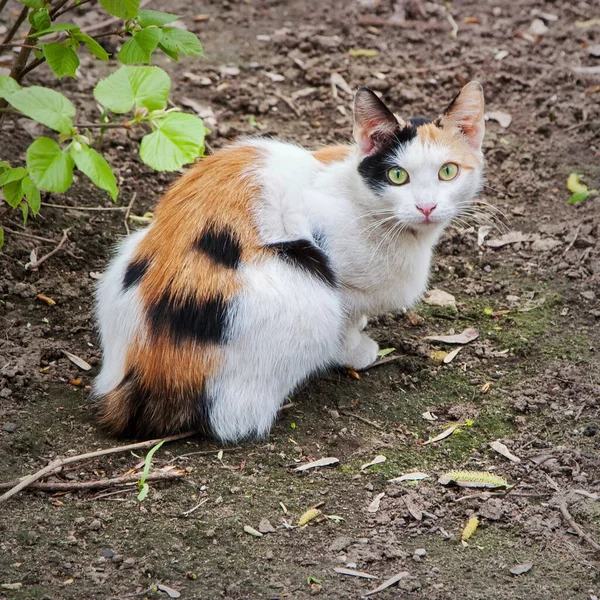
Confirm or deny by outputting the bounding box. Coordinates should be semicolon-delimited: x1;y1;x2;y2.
94;65;170;113
29;8;51;31
0;226;4;250
137;9;180;27
26;137;74;193
22;176;41;215
70;144;118;201
7;87;75;133
0;161;10;175
0;75;21;100
157;42;179;61
0;167;27;187
98;0;140;20
21;200;29;225
42;42;80;79
3;179;24;208
140;112;205;171
118;28;160;64
568;190;593;205
159;27;203;58
137;482;149;502
30;23;80;38
72;32;110;60
19;0;44;8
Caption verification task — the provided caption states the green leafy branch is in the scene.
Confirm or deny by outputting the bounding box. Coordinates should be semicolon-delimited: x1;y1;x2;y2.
0;0;208;249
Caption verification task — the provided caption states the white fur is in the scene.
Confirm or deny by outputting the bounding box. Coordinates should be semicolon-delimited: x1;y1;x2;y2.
95;109;484;442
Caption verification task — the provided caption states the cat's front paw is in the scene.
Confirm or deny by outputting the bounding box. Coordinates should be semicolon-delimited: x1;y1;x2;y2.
342;333;379;370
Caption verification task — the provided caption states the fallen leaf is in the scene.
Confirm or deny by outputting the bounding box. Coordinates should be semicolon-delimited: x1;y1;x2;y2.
157;584;181;598
485;110;512;128
443;347;462;363
330;72;353;98
367;492;385;513
481;382;492;393
405;311;423;325
403;494;423;521
295;457;340;472
423;289;457;310
388;472;430;484
423;425;458;445
477;225;492;246
243;525;263;537
334;567;378;579
258;518;276;533
486;231;535;248
362;571;410;597
361;455;387;471
349;48;378;57
265;71;285;82
461;517;479;541
438;470;510;489
377;348;395;357
510;562;533;576
291;87;317;99
216;449;223;460
62;350;92;371
464;16;480;24
193;13;210;22
89;271;103;280
345;368;361;380
325;514;345;521
489;440;521;463
298;508;321;526
422;411;438;421
36;293;56;306
424;328;479;345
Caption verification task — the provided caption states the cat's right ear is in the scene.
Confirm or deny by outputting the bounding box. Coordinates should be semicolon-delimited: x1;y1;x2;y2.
353;88;400;155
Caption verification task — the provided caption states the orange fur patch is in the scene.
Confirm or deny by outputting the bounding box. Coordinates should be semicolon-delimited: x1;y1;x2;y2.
313;145;352;164
416;123;481;169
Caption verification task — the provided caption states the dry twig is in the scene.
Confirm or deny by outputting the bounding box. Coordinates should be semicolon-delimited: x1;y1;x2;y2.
0;432;194;503
339;410;384;431
124;191;138;235
25;227;70;270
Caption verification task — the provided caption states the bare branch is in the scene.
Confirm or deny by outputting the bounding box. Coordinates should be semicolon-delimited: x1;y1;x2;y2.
25;227;70;270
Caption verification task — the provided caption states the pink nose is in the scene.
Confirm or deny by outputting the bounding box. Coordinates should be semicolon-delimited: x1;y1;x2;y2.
416;203;437;217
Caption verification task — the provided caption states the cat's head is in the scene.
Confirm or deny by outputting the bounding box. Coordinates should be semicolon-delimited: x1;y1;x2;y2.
353;82;485;232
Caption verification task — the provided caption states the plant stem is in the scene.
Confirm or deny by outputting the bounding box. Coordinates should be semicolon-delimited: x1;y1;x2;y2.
52;0;95;19
0;43;38;50
19;57;46;79
49;0;71;19
0;0;10;16
76;121;131;129
1;6;28;45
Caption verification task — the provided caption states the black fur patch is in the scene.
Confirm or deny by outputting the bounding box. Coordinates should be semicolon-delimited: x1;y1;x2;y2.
149;290;229;345
358;124;418;192
194;226;241;268
268;240;336;287
123;258;150;291
409;116;432;128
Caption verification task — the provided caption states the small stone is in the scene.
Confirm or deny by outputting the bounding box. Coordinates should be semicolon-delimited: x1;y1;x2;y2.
111;555;124;563
3;422;18;432
328;536;352;553
88;519;102;531
229;486;241;494
258;518;276;534
74;517;86;525
510;561;533;575
581;291;596;302
99;549;114;558
121;557;136;569
205;528;216;538
414;548;427;557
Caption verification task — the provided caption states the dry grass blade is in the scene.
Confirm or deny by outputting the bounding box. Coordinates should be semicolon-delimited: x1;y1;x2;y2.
362;571;410;597
489;440;521;463
295;457;339;472
423;424;457;445
334;567;378;580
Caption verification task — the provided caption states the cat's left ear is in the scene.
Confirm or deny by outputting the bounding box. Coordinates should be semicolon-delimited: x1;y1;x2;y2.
440;81;485;152
353;88;400;155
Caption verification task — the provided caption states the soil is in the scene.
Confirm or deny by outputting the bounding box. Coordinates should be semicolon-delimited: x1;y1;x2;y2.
1;0;600;599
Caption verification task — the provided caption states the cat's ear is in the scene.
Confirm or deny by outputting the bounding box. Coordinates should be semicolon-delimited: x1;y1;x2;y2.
440;81;485;152
353;88;400;155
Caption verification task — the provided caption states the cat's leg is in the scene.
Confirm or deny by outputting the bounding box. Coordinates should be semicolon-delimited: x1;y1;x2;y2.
335;314;379;370
205;256;344;443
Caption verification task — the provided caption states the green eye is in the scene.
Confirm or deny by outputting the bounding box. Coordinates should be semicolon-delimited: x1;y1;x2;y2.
387;167;409;185
439;162;459;181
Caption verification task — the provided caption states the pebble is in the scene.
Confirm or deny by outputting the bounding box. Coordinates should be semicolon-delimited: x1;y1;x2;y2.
414;548;427;557
3;422;18;432
88;519;102;531
99;549;114;559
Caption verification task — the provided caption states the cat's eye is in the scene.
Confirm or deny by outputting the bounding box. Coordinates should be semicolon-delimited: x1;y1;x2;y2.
439;162;459;181
387;167;409;185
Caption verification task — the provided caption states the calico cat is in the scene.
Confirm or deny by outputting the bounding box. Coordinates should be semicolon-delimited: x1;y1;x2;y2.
94;81;485;442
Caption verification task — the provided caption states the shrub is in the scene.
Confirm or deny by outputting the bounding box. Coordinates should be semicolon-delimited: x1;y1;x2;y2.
0;0;209;248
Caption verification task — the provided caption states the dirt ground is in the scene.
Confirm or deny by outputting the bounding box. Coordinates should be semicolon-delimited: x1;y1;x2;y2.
1;0;600;598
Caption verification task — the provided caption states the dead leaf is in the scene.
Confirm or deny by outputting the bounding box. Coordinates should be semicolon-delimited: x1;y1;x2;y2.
510;562;533;576
349;48;378;58
406;311;423;325
345;368;361;380
422;411;438;422
424;328;479;345
464;16;480;24
360;455;387;471
243;525;263;537
423;289;457;310
334;567;378;579
291;87;317;99
443;347;463;363
157;584;181;598
486;231;534;248
485;110;512;128
89;271;103;280
367;492;385;513
265;71;285;82
62;350;92;371
193;14;210;22
362;571;410;597
258;518;276;533
36;293;56;306
477;225;492;246
295;457;340;472
403;494;423;521
423;425;458;445
388;472;430;484
489;440;521;463
481;382;492;393
330;72;353;98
